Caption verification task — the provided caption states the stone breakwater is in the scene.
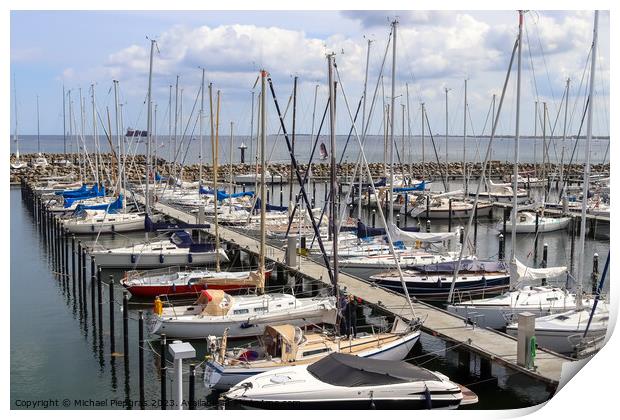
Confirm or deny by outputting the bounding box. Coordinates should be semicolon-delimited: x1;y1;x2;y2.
10;153;610;184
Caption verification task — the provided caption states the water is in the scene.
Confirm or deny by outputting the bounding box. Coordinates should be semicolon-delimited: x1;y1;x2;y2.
11;134;610;166
10;185;609;409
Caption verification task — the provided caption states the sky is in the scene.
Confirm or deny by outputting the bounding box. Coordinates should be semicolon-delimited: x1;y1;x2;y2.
10;10;610;138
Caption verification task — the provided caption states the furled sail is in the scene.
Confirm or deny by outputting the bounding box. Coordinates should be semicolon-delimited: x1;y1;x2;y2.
514;258;567;282
388;223;458;243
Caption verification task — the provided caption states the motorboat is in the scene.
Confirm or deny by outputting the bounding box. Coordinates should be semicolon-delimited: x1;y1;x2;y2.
204;318;421;391
407;194;493;220
151;289;338;339
121;266;272;298
223;352;477;409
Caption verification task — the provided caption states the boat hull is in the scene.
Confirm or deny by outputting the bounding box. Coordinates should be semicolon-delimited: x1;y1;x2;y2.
90;249;228;269
63;218;145;234
204;330;421;390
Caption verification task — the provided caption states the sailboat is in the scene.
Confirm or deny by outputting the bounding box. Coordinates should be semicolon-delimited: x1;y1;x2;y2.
203;318;420;391
505;12;610;354
446;11;586;329
11;75;28;170
406;191;493;220
151;69;337;339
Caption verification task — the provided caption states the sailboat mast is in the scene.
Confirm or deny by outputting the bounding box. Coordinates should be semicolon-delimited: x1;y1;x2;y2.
577;10;599;307
421;103;425;179
212;87;222;272
91;84;99;186
113;80;123;200
173;75;179;177
145;39;155;222
328;54;338;296
290;76;298;204
560;78;570;191
62;85;66;154
168;85;172;170
388;20;397;223
445;87;450;169
13;74;19;160
406;83;412;181
199;68;205;188
259;70;268;293
229;121;234;212
37;94;41;154
510;10;524;264
359;38;372;220
463;79;467;193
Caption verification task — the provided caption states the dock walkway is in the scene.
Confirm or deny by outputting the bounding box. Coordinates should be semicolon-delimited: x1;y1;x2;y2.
134;192;572;386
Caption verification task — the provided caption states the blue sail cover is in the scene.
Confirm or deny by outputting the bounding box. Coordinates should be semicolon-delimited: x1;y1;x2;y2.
253;198;288;212
155;173;168;182
63;184;106;208
216;190;254;201
55;184;88;196
356;220;419;239
412;259;508;274
199;186;226;195
74;194;123;215
144;215;210;232
169;230;216;253
394;181;426;192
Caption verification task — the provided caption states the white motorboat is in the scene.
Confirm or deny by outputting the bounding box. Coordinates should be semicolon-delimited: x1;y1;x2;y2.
32;153;49;168
89;231;229;268
204;319;421;391
223;352;477;409
501;211;571;233
505;301;609;354
151;289;338;339
471;180;529;203
235;170;273;184
62;211;146;234
408;196;493;220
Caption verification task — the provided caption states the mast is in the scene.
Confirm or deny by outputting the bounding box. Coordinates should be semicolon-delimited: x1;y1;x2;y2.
13;74;19;161
289;76;298;204
37;94;41;154
173;75;179;177
444;87;450;170
91;84;99;186
229;121;234;213
406;83;412;180
327;54;338;296
533;101;538;179
210;84;222;272
560;78;570;193
577;10;599;308
199;68;205;188
113;80;123;202
359;38;372;220
463;79;467;194
421;103;425;179
145;39;156;227
510;11;524;274
62;85;66;154
168;85;172;171
388;19;397;224
249;90;255;169
259;70;268;294
542;102;548;204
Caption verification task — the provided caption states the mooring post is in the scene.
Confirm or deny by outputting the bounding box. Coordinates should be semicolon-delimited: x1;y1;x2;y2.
122;291;129;361
372;209;376;228
448;198;453;232
64;229;69;282
97;268;103;331
160;334;167;410
503;207;508;237
188;364;196;410
426;219;431;233
569;216;576;274
541;243;548;286
91;256;96;318
517;312;536;369
82;246;88;317
138;310;145;410
77;241;83;308
533;212;540;264
403;194;408;226
396;213;400;228
498;234;505;261
109;279;115;353
591;253;599;295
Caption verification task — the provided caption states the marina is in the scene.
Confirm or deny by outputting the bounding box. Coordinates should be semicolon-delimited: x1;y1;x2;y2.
10;8;611;412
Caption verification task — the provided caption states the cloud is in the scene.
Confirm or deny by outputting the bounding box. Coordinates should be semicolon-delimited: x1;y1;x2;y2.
341;10;452;27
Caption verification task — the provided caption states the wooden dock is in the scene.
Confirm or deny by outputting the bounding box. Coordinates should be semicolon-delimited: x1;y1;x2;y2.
133;191;572;386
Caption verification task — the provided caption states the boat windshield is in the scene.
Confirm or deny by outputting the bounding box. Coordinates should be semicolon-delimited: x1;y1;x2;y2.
307;353;439;387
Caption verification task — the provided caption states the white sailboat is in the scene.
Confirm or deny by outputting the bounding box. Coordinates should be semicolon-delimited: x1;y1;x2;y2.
11;74;28;170
446;11;594;330
506;12;609;355
501;210;570;234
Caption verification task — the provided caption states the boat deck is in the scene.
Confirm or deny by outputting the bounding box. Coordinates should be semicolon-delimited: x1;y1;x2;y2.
134;192;573;386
